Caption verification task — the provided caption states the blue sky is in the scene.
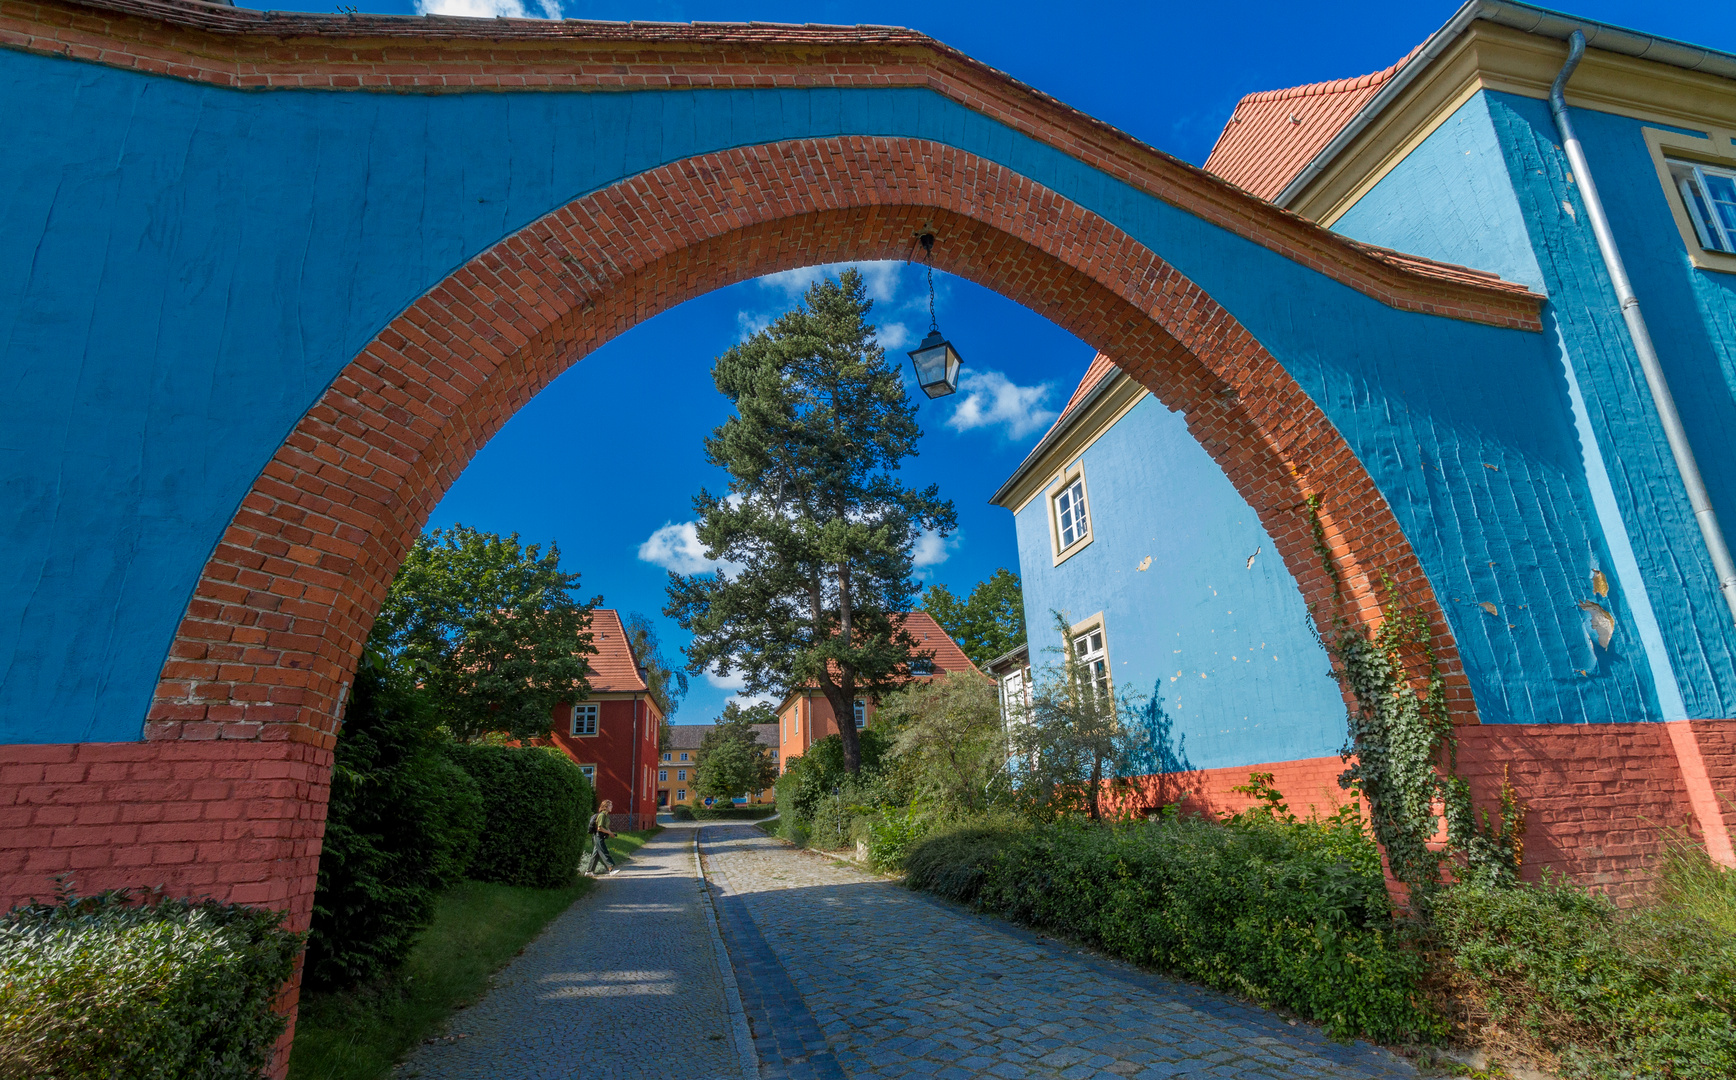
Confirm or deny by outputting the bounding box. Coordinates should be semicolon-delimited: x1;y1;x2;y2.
264;0;1732;723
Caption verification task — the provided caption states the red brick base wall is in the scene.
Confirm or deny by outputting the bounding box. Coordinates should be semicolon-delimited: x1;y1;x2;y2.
1118;719;1736;904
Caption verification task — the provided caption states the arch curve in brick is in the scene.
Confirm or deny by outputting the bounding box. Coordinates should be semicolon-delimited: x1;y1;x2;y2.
146;136;1477;753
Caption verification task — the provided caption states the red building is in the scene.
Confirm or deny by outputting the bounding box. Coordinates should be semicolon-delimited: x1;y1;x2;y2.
544;610;662;829
774;611;979;772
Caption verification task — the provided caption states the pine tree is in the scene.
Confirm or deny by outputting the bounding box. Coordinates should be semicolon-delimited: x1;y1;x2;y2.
666;270;956;774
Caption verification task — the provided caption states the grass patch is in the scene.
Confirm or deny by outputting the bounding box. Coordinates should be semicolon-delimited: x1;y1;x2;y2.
289;828;660;1080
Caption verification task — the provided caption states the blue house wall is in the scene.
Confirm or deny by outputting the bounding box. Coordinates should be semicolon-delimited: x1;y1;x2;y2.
1332;89;1736;721
1012;394;1348;773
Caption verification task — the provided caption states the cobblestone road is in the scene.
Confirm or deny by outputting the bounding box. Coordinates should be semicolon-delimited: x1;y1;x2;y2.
700;823;1417;1080
401;823;751;1080
397;821;1418;1079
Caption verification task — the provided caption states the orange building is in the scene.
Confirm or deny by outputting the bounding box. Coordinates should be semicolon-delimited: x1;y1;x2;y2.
658;723;778;808
774;611;980;772
543;609;662;830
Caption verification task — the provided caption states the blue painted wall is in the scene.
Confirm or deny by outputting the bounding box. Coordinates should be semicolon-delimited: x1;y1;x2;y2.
1332;89;1736;720
1;48;1664;742
1013;395;1347;772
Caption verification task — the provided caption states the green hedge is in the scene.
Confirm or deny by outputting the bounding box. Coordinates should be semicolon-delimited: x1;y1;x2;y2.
0;886;303;1080
904;812;1437;1043
668;805;696;821
445;743;594;887
691;805;776;820
308;667;484;989
1438;878;1736;1079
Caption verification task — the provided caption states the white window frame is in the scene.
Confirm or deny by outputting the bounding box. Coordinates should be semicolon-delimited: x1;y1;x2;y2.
999;666;1031;727
1671;157;1736;253
1072;620;1111;701
1645;127;1736;275
1048;467;1093;564
570;703;599;737
852;699;867;728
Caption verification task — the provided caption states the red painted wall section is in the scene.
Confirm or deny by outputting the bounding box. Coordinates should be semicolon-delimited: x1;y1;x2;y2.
544;697;659;825
1117;719;1736;903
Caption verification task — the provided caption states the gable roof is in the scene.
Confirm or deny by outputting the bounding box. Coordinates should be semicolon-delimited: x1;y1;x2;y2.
584;609;649;694
1205;2;1736;211
1203;52;1413;202
667;722;779;750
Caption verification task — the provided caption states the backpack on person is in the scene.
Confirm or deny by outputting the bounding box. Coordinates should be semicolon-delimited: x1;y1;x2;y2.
587;813;600;836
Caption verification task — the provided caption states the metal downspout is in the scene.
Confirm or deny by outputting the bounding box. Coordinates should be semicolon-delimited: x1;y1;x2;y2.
1549;30;1736;628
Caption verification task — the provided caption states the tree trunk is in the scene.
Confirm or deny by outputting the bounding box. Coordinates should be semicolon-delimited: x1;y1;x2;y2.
835;559;862;774
1088;754;1103;821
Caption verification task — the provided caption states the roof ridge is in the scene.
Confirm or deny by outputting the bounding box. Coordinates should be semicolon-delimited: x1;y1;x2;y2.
1228;50;1413;110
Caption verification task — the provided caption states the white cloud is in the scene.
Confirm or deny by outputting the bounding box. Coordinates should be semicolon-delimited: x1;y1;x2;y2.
706;667;747;691
912;529;961;577
637;521;738;576
756;260;903;303
736;309;773;342
945;370;1057;440
415;0;561;16
877;322;913;351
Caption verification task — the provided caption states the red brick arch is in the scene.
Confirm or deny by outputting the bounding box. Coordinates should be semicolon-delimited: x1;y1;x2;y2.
149;135;1480;763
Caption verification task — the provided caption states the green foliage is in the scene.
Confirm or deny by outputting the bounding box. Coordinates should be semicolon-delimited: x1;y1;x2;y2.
690;805;777;820
1327;575;1526;911
921;568;1026;669
1;884;303;1080
621;611;689;720
903;808;1440;1043
862;804;934;870
666;269;956;774
695;701;779;801
1438;865;1736;1080
773;728;894;830
668;805;696;821
444;744;594;887
370;525;597;742
308;664;484;990
1010;613;1154;820
876;671;1009;815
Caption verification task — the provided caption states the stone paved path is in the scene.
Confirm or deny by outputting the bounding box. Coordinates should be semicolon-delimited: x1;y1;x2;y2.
401;823;751;1080
700;823;1417;1080
398;821;1419;1080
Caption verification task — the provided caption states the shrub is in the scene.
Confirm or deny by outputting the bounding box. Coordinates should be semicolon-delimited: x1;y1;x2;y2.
691;805;775;820
445;743;594;887
0;884;303;1080
903;808;1438;1043
773;729;893;831
669;805;696;821
863;804;933;870
308;666;484;989
1438;867;1736;1079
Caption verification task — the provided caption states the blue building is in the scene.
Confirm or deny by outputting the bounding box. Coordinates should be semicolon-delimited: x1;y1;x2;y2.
996;2;1736;873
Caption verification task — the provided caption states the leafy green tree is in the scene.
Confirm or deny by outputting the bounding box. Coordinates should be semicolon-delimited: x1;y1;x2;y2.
622;611;689;720
695;702;780;801
369;525;597;742
1011;613;1152;820
923;568;1026;669
877;671;1008;815
667;270;956;774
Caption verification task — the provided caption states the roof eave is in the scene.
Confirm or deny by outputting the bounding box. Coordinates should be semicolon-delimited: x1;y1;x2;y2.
989;369;1123;508
1274;0;1736;209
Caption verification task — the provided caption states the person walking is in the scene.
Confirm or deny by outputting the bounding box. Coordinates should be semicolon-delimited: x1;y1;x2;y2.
584;799;620;876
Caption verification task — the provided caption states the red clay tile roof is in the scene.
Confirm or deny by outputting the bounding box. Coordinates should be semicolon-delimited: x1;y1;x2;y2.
1051;353;1118;432
901;610;979;677
584;609;649;694
1203;49;1417;202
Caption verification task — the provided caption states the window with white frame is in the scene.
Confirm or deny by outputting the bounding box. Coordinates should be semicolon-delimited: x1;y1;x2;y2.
659;769;668;782
853;699;866;728
1671;158;1736;253
999;666;1032;726
571;703;598;736
1073;625;1111;699
1052;474;1090;552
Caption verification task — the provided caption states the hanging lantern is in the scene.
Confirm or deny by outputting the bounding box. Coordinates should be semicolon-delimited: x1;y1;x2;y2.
907;233;963;398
